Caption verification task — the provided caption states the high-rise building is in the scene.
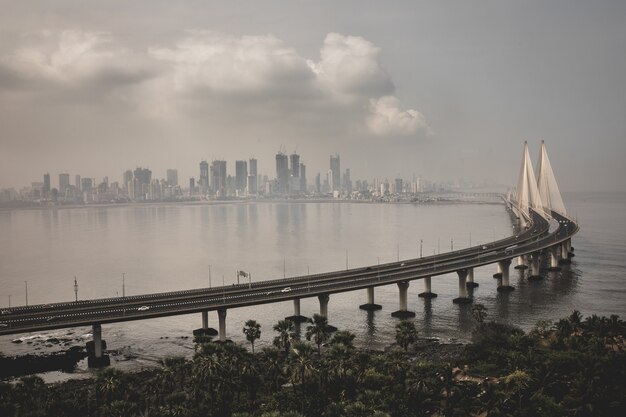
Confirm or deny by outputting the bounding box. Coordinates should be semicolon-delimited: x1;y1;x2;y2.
315;173;321;194
235;160;248;193
210;160;227;197
133;167;152;200
199;161;209;195
43;173;50;198
344;168;352;194
275;152;289;194
289;153;300;177
59;173;70;195
189;178;196;195
300;163;307;193
81;178;93;194
395;178;403;194
166;169;178;187
75;175;81;191
330;154;341;192
248;158;258;194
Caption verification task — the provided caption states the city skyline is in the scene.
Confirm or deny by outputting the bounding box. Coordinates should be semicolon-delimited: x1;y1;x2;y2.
1;1;625;192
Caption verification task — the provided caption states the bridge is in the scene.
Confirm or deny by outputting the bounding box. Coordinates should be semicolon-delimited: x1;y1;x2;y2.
0;141;578;367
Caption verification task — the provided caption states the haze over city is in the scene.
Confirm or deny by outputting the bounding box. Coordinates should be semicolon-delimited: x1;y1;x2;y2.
1;1;625;192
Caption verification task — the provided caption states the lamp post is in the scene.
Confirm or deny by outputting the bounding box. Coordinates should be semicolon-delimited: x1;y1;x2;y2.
420;239;423;258
24;281;28;306
209;265;212;288
73;276;78;302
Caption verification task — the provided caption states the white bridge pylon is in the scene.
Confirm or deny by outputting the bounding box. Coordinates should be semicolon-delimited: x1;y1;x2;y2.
536;140;567;217
514;140;568;226
516;141;544;227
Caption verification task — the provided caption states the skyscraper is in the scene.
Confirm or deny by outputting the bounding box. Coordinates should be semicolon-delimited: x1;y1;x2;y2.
275;152;289;195
133;167;152;200
235;160;248;193
166;169;178;187
59;173;70;195
199;161;209;195
210;160;227;197
248;158;258;194
299;163;307;193
75;175;81;191
289;153;300;177
43;173;50;198
330;154;341;192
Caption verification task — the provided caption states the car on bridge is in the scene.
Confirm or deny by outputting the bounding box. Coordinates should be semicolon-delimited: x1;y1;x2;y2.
1;310;11;315
138;306;150;311
0;323;7;328
281;287;292;293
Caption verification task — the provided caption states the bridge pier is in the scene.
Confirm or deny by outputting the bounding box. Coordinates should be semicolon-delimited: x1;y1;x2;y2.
318;294;330;318
87;324;110;368
453;270;472;304
528;253;543;281
418;276;437;298
560;239;572;264
391;281;415;318
286;298;308;322
497;259;514;292
193;310;218;337
359;287;382;311
466;268;479;288
217;308;228;342
548;247;561;271
515;255;528;270
493;262;502;278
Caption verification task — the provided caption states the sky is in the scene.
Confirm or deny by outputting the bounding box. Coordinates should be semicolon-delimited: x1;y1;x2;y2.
0;0;625;192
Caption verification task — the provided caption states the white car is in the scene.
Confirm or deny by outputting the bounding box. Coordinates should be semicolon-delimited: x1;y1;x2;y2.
0;323;7;328
138;306;150;311
281;287;292;293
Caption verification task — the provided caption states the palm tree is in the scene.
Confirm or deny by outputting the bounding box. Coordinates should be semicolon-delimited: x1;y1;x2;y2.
504;369;531;411
330;330;356;349
395;320;418;351
306;314;331;357
273;319;295;354
243;319;261;353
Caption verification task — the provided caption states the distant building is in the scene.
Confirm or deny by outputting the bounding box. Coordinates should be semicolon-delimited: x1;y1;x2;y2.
166;169;178;187
315;173;321;194
199;161;209;195
235;160;248;193
210;160;227;197
59;173;70;196
330;154;340;192
275;152;289;195
299;163;307;193
43;173;50;198
189;178;196;195
133;168;151;200
290;153;300;177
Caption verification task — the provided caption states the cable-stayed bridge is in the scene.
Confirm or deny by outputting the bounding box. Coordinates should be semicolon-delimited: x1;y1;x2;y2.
0;141;579;367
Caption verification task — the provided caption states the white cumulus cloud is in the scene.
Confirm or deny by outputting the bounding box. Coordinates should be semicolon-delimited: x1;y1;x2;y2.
308;32;394;101
148;31;315;97
366;96;431;136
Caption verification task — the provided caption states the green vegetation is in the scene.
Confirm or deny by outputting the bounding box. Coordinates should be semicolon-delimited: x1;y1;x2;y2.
1;311;625;416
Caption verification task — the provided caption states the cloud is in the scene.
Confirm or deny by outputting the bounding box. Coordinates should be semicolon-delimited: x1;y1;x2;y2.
0;30;153;90
148;31;315;98
309;32;395;101
366;96;431;136
0;30;429;138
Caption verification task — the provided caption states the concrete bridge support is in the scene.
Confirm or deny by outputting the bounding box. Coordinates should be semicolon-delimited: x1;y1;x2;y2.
87;323;110;368
466;268;479;288
549;247;561;271
560;239;573;264
391;281;416;318
453;270;472;304
497;259;514;292
515;255;528;270
418;276;437;298
528;253;543;281
318;294;330;318
286;298;308;322
217;308;228;342
193;310;218;337
493;262;503;278
359;287;383;311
